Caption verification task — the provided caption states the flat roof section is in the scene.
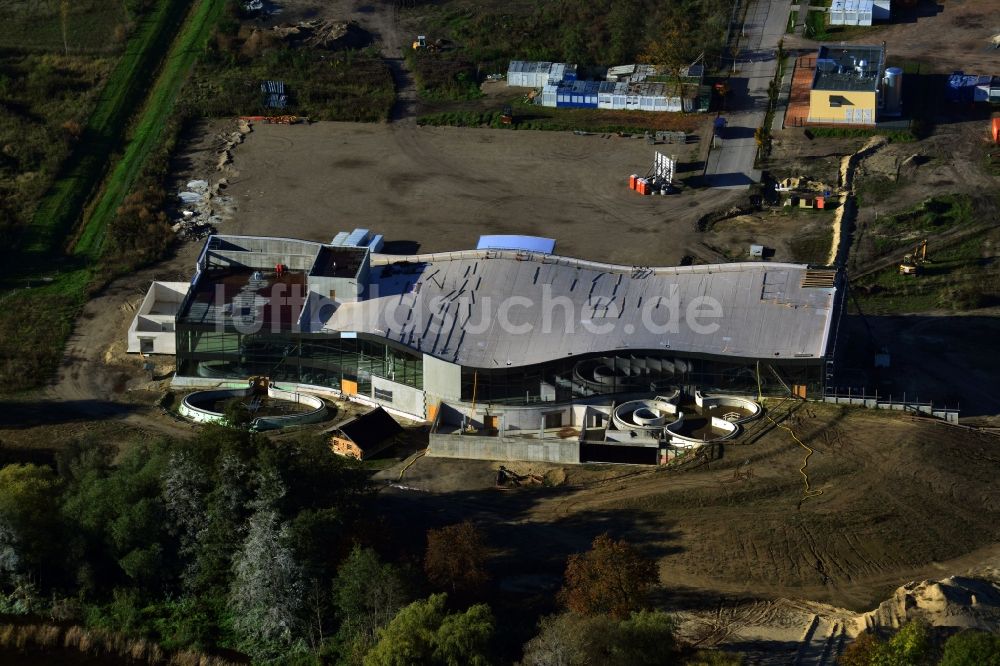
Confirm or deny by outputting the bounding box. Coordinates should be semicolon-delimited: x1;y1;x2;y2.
180;268;308;330
311;246;367;278
812;45;884;92
325;252;839;368
477;235;556;254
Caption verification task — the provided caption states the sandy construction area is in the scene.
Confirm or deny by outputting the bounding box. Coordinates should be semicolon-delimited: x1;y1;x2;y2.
216;121;735;266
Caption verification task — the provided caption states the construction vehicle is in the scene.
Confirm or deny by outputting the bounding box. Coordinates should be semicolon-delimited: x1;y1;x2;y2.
899;239;928;275
412;35;447;52
501;105;513;126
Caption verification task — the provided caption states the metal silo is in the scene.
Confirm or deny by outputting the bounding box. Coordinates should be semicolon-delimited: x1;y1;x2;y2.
882;67;903;116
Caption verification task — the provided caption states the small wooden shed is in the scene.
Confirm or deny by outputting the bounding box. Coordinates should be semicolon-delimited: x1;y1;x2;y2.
328;407;403;460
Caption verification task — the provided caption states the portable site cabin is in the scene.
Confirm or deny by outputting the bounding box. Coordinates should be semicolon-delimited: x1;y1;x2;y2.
829;0;890;26
947;72;1000;105
507;61;576;88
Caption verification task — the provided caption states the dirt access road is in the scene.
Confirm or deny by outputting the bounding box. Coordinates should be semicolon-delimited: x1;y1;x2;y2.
220;121;740;265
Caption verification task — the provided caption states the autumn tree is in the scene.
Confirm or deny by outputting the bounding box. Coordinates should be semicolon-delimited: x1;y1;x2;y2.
642;17;698;83
558;533;659;619
424;521;491;600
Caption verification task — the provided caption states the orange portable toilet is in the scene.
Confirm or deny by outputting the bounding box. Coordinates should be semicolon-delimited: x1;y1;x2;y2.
629;174;637;190
816;196;825;209
992;117;1000;143
637;178;647;195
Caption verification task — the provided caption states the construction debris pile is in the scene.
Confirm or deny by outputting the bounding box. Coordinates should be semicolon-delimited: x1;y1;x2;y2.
249;19;372;51
495;466;544;488
171;120;249;240
775;175;836;210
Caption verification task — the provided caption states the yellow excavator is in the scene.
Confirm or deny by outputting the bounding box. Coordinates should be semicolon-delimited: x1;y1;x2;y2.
899;239;928;275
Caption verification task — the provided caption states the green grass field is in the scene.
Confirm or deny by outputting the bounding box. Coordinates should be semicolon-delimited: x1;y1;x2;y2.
0;0;224;391
0;1;125;52
74;0;226;259
20;0;191;260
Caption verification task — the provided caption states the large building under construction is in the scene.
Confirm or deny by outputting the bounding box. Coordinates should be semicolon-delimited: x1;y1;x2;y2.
144;234;844;437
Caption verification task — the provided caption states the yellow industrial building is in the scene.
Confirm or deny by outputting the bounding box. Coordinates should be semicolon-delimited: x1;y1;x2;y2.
808;45;884;126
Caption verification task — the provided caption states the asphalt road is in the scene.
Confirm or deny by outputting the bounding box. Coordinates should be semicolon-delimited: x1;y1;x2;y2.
705;0;792;189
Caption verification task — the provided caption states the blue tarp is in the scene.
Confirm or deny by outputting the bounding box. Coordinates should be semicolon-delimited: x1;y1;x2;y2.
477;235;556;254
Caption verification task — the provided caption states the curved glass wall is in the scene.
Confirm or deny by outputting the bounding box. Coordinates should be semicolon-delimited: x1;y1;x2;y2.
176;326;422;393
459;351;821;405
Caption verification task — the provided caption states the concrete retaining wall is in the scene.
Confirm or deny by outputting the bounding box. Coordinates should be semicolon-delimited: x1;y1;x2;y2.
428;433;580;463
823;395;959;423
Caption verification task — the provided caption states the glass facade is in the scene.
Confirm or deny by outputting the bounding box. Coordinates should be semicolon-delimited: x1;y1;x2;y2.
176;325;423;393
460;351;823;406
176;330;821;408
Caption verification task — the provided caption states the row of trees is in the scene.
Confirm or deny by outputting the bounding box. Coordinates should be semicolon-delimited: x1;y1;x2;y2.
840;620;1000;666
0;421;728;663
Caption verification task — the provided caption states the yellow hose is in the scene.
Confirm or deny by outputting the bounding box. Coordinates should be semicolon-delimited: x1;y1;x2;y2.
768;414;823;501
757;362;821;502
398;449;426;481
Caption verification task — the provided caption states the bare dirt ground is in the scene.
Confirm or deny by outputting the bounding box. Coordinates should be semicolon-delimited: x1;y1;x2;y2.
784;0;1000;74
219;121;736;265
701;207;836;264
375;403;1000;614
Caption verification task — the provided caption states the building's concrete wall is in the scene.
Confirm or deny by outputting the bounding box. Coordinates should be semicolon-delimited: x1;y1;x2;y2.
428;433;580;463
207;249;317;272
808;89;877;124
307;275;363;303
128;281;190;354
423;354;461;401
371;375;425;419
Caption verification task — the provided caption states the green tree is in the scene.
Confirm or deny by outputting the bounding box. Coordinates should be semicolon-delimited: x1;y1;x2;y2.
0;464;60;576
222;397;253;429
521;610;678;666
59;442;170;593
228;507;306;661
839;633;880;666
939;630;1000;666
363;594;494;666
871;621;933;666
615;610;678;664
333;546;410;652
607;0;642;64
558;534;659;619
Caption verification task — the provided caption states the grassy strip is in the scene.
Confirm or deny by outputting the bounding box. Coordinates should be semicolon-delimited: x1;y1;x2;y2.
22;0;190;258
805;11;829;40
806;126;916;142
0;2;223;392
418;110;664;134
74;0;226;259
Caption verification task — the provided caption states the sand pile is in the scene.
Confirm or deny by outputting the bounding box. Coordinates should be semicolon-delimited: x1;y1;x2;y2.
857;573;1000;633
